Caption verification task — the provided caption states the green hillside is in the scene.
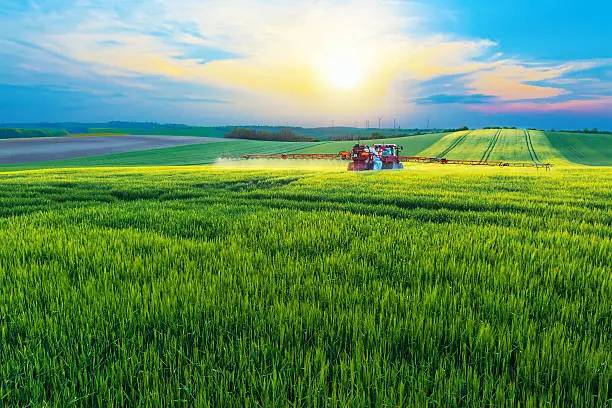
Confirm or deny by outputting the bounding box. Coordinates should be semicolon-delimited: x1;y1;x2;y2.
91;127;228;138
527;130;571;164
90;126;434;141
420;129;570;164
3;129;612;171
0;134;449;171
0;128;69;139
546;132;612;166
293;132;449;155
0;140;315;171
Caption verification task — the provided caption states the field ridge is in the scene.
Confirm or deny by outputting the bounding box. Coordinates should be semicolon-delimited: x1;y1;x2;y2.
436;130;471;158
479;129;502;163
525;130;542;165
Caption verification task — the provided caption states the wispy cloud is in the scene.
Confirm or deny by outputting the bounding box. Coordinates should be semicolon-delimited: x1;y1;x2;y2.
470;97;612;114
413;94;496;105
151;96;231;104
97;40;124;47
0;0;610;125
462;61;603;101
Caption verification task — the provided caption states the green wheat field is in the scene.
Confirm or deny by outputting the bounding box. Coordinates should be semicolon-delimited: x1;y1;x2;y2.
0;130;611;406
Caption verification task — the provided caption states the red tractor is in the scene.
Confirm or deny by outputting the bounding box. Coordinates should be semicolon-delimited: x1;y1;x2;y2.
340;143;405;171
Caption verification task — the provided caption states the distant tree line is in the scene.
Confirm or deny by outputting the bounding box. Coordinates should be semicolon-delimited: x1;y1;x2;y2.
330;133;380;142
329;126;470;142
550;128;611;135
106;121;191;129
329;132;412;141
442;126;470;132
225;128;319;142
0;128;69;139
385;126;469;133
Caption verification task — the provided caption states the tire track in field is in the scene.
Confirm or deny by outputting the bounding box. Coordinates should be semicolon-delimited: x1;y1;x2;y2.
437;131;471;158
524;130;542;165
479;129;502;163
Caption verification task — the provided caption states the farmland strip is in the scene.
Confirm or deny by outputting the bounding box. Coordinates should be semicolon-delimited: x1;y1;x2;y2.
525;130;542;165
480;129;502;163
437;131;471;158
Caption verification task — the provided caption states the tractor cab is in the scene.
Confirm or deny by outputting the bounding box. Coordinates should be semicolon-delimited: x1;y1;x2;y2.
341;143;405;171
373;144;402;157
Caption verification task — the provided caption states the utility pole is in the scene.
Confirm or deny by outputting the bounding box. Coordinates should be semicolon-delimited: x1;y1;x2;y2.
378;117;382;129
393;118;397;130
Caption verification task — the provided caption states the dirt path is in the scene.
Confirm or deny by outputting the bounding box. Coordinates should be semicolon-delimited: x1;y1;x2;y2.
0;135;231;164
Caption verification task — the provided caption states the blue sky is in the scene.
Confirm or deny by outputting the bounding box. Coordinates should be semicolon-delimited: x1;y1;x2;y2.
0;0;611;129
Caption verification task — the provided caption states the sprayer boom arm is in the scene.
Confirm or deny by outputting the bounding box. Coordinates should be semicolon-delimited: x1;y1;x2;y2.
218;153;551;169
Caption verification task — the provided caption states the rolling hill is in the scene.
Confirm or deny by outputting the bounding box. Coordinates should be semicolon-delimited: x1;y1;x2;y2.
1;129;611;170
419;129;569;164
546;132;612;166
291;132;449;155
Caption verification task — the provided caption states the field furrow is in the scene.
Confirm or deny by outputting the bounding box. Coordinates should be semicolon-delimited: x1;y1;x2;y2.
421;129;501;160
525;130;542;164
419;129;580;165
545;131;612;166
436;130;471;158
480;129;502;162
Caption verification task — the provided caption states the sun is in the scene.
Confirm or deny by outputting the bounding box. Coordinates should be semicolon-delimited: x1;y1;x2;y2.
318;51;366;91
325;60;363;90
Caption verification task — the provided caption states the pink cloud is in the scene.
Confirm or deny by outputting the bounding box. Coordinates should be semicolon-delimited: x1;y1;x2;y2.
463;61;602;101
469;97;612;114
